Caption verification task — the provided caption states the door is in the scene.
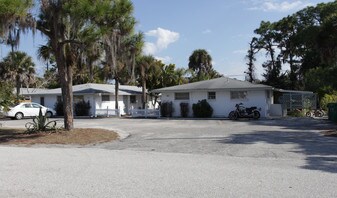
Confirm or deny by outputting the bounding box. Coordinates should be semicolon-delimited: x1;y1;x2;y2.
31;103;44;116
40;97;45;106
21;103;34;116
123;95;129;114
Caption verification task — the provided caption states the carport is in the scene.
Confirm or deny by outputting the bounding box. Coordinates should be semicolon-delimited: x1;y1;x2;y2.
274;89;317;110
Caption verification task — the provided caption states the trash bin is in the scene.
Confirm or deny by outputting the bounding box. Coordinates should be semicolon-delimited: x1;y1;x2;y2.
327;103;337;122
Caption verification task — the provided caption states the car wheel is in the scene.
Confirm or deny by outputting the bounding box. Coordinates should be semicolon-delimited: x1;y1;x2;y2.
45;111;53;118
15;112;24;120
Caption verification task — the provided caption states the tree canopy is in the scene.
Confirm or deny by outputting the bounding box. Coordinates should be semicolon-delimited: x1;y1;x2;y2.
250;1;337;96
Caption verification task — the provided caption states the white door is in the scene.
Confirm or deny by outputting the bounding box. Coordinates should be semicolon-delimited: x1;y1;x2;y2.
31;103;43;116
21;103;34;116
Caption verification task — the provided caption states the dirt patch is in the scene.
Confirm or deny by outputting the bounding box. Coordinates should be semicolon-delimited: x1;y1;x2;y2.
0;128;119;145
321;130;337;137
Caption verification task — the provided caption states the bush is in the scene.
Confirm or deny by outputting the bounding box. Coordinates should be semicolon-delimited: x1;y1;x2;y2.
54;100;64;116
192;99;213;118
287;109;304;117
320;93;337;110
25;108;57;133
180;102;189;117
74;100;91;116
160;101;174;117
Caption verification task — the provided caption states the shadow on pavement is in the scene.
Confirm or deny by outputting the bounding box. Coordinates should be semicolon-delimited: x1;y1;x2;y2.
220;118;337;173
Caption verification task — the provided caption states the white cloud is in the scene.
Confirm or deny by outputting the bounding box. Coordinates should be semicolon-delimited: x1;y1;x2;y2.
155;56;172;63
143;43;157;55
246;0;312;12
143;28;180;55
202;29;212;34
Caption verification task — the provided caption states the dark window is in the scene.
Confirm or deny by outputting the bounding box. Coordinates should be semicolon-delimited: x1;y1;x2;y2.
32;103;41;108
130;95;136;103
230;91;247;100
175;92;190;100
23;104;32;108
208;92;216;100
102;95;110;101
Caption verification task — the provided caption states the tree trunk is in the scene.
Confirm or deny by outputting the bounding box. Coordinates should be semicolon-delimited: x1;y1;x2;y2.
115;78;119;111
142;79;146;109
16;75;21;101
56;48;74;130
88;60;93;83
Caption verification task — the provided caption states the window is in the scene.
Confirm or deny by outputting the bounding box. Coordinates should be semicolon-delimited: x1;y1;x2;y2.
74;95;84;102
208;92;216;100
23;104;32;108
32;103;41;108
266;91;270;99
57;96;62;102
230;91;247;100
175;92;189;100
130;95;137;104
102;95;110;101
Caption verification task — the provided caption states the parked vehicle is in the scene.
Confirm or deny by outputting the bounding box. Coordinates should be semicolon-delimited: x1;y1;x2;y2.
4;102;56;120
228;103;261;120
306;109;325;117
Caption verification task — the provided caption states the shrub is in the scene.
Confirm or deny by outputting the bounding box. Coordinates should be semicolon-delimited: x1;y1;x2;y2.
320;93;337;110
25;108;57;133
180;102;189;117
54;100;64;116
287;109;304;117
192;99;213;118
160;101;174;117
74;100;91;116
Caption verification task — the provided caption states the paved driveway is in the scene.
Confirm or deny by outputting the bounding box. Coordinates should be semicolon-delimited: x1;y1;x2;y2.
2;117;337;172
1;117;337;197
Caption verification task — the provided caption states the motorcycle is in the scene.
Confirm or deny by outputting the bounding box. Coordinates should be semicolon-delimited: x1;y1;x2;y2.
228;103;261;120
305;109;325;118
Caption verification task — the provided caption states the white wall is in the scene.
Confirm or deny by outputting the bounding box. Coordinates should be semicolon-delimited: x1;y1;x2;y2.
31;93;154;116
31;95;57;111
160;90;272;118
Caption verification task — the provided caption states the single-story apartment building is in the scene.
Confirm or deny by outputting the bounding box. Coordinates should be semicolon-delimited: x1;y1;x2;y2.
19;83;150;116
152;77;274;118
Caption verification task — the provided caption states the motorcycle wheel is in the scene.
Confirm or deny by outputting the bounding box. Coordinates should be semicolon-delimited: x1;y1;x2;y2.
228;111;235;120
306;111;312;117
253;111;260;119
232;112;239;120
314;111;323;117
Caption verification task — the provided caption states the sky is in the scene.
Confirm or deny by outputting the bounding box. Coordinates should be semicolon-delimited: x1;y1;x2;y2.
0;0;334;80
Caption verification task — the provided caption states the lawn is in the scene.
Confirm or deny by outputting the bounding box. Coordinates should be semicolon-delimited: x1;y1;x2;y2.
0;128;119;146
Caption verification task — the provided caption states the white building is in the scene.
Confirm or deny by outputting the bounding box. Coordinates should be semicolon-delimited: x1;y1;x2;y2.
152;77;274;118
20;83;150;116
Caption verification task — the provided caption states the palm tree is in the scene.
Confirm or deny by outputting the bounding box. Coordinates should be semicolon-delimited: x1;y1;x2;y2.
95;0;139;111
174;68;188;85
188;49;213;81
136;55;156;109
36;0;103;130
0;0;34;51
0;51;35;100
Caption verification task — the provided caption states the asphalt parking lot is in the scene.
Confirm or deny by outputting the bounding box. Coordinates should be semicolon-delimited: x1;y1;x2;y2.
1;117;337;197
2;117;337;171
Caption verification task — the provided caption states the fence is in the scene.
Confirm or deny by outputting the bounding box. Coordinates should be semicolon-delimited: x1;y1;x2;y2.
95;108;120;117
130;109;160;118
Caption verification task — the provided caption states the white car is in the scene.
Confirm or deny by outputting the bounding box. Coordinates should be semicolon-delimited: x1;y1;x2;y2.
5;102;56;120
